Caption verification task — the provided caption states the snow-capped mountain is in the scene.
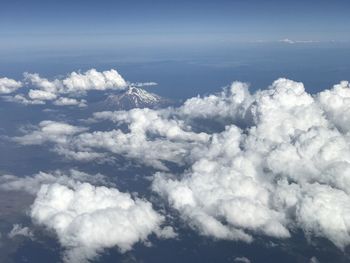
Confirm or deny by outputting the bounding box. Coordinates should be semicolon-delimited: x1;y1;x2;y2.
93;87;171;111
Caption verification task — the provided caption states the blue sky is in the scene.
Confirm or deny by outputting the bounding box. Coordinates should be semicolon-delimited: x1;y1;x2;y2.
1;0;350;50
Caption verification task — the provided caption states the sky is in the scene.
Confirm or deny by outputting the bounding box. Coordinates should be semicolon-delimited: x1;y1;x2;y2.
1;0;350;99
1;0;350;50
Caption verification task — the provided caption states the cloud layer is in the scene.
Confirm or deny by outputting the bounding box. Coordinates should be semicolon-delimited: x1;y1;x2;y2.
1;69;127;106
0;170;171;262
11;77;350;256
0;169;110;195
14;109;209;168
31;182;165;262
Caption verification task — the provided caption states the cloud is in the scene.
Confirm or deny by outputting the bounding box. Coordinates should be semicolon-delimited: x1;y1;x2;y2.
14;109;209;168
24;72;59;92
3;94;46;105
309;257;320;263
13;120;88;146
131;82;158;87
8;224;34;239
62;69;127;92
0;169;110;195
1;69;128;106
178;81;252;122
317;80;350;133
24;69;127;95
152;126;290;242
72;108;209;167
294;183;350;249
234;257;251;263
31;181;168;262
11;77;350;252
53;97;87;107
279;38;320;44
152;78;350;248
28;89;57;101
0;169;173;262
0;77;22;94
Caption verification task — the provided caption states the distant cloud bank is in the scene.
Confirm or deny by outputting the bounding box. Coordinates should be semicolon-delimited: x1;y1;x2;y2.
279;38;321;44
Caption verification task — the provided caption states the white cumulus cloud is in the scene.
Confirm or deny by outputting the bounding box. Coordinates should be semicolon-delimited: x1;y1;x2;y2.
31;182;168;262
0;77;22;94
24;69;127;95
152;78;350;249
0;169;173;262
1;69;128;106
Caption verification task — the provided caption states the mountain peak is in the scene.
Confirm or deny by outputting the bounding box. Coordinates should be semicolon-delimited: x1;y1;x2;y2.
97;86;170;110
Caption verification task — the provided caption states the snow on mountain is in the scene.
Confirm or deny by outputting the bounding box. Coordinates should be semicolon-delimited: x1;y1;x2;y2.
93;86;171;111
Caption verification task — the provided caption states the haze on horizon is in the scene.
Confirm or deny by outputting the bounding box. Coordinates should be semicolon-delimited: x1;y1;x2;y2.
1;0;350;51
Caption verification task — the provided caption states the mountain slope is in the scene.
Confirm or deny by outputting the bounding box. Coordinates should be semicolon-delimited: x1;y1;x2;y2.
92;87;171;111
